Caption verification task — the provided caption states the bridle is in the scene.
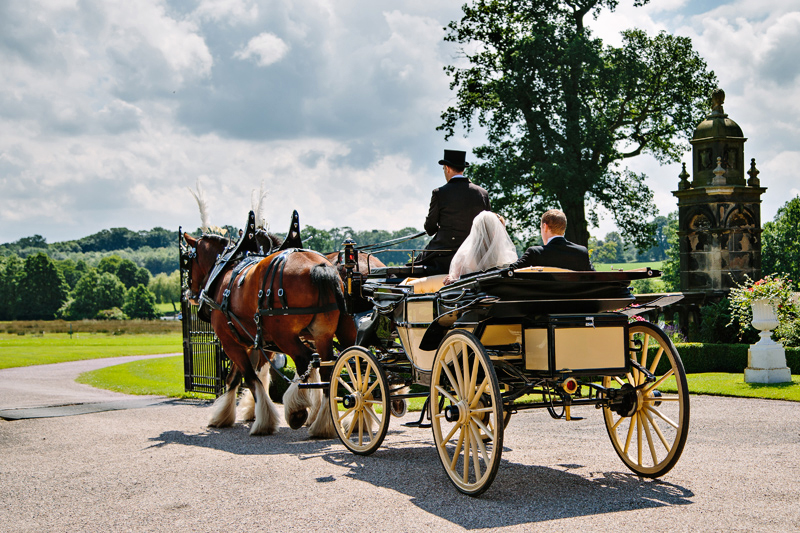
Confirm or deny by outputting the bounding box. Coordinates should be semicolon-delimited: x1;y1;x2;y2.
179;237;199;302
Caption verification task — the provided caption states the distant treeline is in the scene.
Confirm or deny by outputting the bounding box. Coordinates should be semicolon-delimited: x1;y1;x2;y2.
0;217;675;277
0;227;180;276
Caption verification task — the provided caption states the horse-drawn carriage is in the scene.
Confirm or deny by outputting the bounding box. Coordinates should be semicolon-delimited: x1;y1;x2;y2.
180;212;689;496
327;251;689;495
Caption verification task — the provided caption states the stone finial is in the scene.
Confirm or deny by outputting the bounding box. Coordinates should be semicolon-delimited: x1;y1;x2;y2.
747;158;761;187
678;162;691;190
710;88;726;117
712;156;727;185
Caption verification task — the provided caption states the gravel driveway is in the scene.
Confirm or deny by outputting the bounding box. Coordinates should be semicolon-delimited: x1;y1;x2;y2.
1;357;798;532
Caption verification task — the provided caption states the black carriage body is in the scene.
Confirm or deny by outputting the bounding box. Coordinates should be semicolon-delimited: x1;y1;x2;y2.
337;264;689;496
366;267;647;379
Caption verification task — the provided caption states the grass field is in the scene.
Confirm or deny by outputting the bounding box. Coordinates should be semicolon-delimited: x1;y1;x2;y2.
594;261;664;271
0;332;181;369
155;302;180;315
76;355;211;399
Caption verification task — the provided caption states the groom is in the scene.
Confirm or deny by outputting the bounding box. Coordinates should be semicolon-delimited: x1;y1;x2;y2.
508;209;593;271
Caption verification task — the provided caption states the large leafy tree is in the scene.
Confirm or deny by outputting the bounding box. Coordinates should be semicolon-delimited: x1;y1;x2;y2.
17;253;70;320
0;255;24;320
97;255;150;289
761;196;800;286
67;270;126;319
440;0;718;247
123;285;160;319
149;270;181;312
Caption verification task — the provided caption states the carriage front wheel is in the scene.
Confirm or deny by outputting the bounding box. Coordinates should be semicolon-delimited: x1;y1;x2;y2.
431;330;504;496
329;346;391;455
602;321;690;477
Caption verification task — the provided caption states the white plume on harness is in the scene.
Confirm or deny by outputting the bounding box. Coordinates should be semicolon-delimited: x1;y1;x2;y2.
188;179;211;232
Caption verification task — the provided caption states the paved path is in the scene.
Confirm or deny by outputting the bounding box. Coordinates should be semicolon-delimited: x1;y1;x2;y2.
0;354;175;419
1;358;799;531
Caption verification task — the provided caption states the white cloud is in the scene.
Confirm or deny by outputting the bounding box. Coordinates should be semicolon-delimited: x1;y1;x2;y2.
1;0;799;246
234;32;289;66
192;0;259;24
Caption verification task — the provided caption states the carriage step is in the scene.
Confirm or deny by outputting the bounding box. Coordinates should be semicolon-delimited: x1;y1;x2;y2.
297;382;328;389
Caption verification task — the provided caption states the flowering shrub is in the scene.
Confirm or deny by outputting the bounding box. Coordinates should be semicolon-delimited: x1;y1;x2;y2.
728;273;796;342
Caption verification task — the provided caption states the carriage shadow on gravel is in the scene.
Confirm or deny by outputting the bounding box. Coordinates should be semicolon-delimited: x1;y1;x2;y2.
144;403;693;529
321;442;694;529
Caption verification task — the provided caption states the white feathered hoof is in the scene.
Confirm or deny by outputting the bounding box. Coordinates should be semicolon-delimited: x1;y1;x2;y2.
249;384;280;436
237;389;255;421
208;387;238;428
307;399;336;439
283;381;310;430
303;369;323;428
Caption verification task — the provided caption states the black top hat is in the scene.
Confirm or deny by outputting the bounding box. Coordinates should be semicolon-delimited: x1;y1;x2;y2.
438;149;469;169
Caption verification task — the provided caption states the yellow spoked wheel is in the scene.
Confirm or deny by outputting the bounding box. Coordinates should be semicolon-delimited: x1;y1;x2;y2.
603;322;690;477
431;330;503;496
330;347;390;455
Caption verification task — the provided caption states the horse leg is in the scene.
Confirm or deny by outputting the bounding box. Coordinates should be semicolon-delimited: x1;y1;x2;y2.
280;341;318;430
305;334;338;439
237;362;271;422
222;343;279;436
247;365;281;436
304;366;323;428
208;368;242;428
237;348;275;421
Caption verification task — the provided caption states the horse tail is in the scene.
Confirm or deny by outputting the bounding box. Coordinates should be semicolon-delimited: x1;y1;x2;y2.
309;262;346;313
309;262;356;348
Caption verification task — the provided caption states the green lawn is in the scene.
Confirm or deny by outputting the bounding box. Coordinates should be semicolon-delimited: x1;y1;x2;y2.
667;372;800;402
0;332;182;369
76;354;211;399
155;302;180;315
594;261;663;271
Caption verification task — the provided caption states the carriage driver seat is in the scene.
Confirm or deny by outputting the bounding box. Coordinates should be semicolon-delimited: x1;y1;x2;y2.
400;274;448;294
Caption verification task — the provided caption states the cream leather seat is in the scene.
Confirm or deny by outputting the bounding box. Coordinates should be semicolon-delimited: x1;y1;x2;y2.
400;274;448;294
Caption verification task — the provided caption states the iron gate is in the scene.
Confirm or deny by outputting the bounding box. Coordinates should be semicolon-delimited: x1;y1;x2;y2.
180;298;230;396
180;229;230;397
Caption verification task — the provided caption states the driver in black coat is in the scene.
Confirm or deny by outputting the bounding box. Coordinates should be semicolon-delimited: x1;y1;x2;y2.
414;150;491;275
508;209;594;271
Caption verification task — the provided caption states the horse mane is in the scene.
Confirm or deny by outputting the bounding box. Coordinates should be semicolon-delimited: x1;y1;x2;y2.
255;229;283;254
202;233;231;248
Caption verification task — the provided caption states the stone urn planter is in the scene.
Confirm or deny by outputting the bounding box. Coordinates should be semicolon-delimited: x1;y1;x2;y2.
750;298;780;346
745;298;791;383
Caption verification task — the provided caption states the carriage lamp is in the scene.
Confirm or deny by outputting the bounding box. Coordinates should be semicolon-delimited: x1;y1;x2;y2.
561;377;578;394
343;239;358;272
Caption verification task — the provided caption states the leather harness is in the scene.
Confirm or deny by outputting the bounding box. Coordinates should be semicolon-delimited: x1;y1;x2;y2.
199;248;340;381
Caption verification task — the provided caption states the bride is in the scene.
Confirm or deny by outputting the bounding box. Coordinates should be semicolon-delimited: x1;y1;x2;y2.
443;211;518;285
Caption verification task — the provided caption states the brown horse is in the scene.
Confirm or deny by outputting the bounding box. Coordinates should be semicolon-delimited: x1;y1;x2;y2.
325;250;386;314
182;233;356;437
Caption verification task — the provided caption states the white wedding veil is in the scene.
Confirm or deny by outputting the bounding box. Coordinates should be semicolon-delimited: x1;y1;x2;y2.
448;211;518;281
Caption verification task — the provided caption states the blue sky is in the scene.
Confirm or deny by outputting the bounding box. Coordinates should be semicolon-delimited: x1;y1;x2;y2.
1;0;799;244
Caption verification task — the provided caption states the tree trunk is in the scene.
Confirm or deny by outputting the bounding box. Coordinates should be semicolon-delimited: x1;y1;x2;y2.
561;202;590;247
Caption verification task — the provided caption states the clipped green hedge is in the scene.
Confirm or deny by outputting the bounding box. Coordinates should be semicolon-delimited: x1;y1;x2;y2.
668;344;800;374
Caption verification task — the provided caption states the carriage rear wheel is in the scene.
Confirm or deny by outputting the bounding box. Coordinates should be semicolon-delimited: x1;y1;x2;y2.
329;347;390;455
602;322;690;477
431;330;504;496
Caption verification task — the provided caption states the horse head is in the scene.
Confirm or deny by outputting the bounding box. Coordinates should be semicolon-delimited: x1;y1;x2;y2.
181;232;229;303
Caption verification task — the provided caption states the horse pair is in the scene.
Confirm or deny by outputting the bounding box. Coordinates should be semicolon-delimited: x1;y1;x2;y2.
182;217;383;438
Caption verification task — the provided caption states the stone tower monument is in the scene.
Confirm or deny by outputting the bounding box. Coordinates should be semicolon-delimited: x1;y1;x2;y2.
672;89;766;292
